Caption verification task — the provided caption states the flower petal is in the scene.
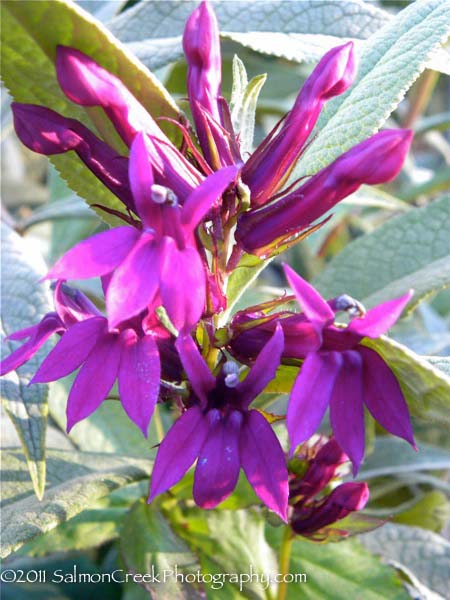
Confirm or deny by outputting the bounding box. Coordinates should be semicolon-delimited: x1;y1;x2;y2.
348;290;414;338
0;314;63;376
66;333;121;431
193;409;242;508
106;234;160;329
359;347;416;448
175;334;215;407
118;330;161;436
283;264;335;325
54;280;102;326
159;238;206;332
46;227;139;281
329;350;365;475
287;352;342;453
240;410;288;521
148;406;209;501
31;316;106;383
237;323;284;408
129;133;157;229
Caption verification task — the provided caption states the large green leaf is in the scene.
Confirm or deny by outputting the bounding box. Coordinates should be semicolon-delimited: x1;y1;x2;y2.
0;448;151;558
293;0;450;180
313;196;450;308
362;336;450;425
266;528;408;599
1;223;52;500
360;524;450;598
1;0;180;225
120;500;203;599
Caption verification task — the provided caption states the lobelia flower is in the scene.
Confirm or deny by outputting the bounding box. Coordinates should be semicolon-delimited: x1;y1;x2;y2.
148;324;289;520
44;133;238;331
289;438;369;541
230;265;416;474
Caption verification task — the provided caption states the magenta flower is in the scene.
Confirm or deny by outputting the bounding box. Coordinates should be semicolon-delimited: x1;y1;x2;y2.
236;129;413;255
45;133;237;330
148;325;289;520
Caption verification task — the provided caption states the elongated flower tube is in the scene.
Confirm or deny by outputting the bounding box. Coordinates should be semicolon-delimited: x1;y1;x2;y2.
183;0;223;166
148;325;288;520
242;42;356;207
236;129;413;255
12;103;135;211
45;133;238;330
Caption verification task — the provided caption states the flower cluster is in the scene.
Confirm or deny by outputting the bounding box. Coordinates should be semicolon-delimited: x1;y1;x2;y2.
1;1;416;524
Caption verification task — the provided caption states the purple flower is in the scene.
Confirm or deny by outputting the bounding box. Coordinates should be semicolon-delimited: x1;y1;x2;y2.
45;133;238;330
283;265;416;473
236;129;413;255
148;325;289;520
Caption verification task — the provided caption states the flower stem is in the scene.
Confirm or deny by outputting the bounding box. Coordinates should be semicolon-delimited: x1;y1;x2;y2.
153;405;165;444
277;527;293;600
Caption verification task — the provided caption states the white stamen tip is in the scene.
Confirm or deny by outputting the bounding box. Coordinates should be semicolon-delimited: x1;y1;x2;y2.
223;361;240;388
150;184;178;206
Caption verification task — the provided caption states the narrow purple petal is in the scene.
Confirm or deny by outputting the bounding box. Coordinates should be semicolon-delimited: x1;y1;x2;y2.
159;238;206;332
359;347;416;448
129;133;156;229
66;332;121;431
181;165;238;236
54;280;102;326
329;350;365;475
193;409;242;508
287;352;342;453
118;331;161;436
283;264;335;325
31;316;106;383
1;314;63;376
106;233;160;329
240;410;288;521
148;406;209;501
46;227;139;281
175;334;215;407
237;323;284;408
348;290;414;338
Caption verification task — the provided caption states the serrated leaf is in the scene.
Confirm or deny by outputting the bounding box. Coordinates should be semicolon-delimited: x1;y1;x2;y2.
266;527;408;599
1;223;52;501
1;0;180;226
360;523;450;598
120;500;202;599
293;0;450;181
0;448;151;558
361;336;450;425
313;196;450;308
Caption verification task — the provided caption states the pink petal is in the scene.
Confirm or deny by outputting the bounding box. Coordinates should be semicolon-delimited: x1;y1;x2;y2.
53;280;102;326
31;317;106;383
359;347;416;448
159;238;206;332
240;410;289;521
129;133;158;229
237;323;284;408
66;332;121;431
175;334;215;407
106;233;160;329
348;290;414;338
46;227;139;281
329;350;365;475
287;352;342;454
193;409;242;508
118;330;161;436
148;406;209;501
283;264;335;325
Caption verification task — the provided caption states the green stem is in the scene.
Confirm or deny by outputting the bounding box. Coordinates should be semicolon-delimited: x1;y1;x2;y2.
153;405;165;444
277;527;294;600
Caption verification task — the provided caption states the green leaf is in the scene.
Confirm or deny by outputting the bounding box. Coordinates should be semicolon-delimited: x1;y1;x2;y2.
1;448;151;558
266;528;408;599
360;523;450;598
361;336;450;425
1;223;52;501
313;196;450;308
120;500;203;599
392;491;450;533
1;0;180;225
230;55;266;156
293;0;450;181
